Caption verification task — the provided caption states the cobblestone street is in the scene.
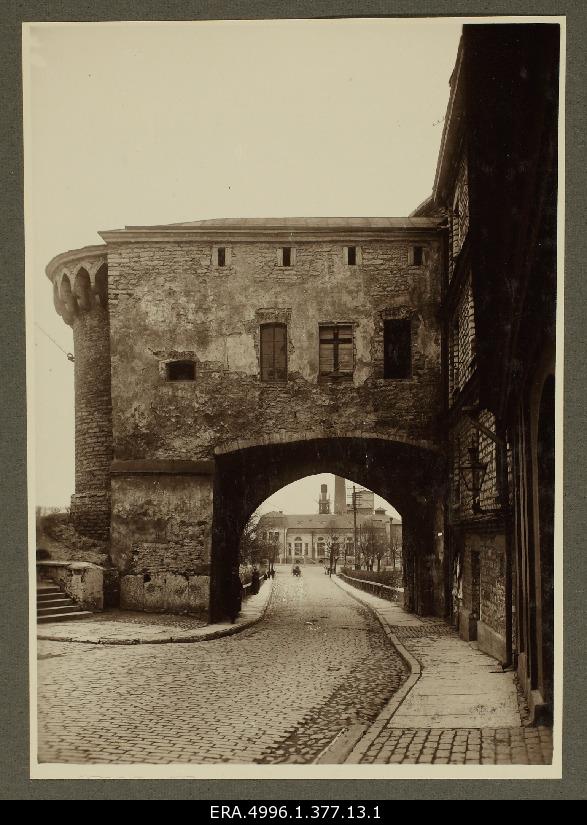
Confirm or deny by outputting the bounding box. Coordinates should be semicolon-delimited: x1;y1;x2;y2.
37;565;408;764
37;566;554;767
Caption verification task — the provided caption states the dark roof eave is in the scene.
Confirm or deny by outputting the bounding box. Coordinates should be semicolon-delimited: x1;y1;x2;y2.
432;35;465;205
99;218;444;245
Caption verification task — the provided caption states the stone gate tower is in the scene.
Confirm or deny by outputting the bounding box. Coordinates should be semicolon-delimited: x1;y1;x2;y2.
50;249;112;541
47;217;446;619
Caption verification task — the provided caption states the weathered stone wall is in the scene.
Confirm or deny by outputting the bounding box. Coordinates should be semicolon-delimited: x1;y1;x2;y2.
479;533;506;636
107;238;443;462
71;303;112;540
460;530;507;661
49;229;444;616
37;561;104;611
111;473;212;614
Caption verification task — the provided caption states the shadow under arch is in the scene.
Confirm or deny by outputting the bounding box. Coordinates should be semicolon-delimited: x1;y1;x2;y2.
210;435;445;622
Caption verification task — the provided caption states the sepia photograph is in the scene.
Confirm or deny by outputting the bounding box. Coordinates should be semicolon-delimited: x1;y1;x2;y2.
24;15;562;779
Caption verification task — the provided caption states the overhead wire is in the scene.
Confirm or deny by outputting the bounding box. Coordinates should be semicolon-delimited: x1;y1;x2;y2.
34;322;74;362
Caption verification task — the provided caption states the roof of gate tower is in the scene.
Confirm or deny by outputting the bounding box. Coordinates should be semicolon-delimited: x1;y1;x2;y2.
95;215;444;245
163;217;444;229
47;214;444;278
127;216;443;230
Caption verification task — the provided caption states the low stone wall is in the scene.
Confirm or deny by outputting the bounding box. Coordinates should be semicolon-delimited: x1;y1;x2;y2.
120;573;209;614
37;561;104;611
338;572;403;602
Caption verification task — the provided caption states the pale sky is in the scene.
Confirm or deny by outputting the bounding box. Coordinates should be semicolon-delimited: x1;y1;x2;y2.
255;474;401;520
25;18;462;510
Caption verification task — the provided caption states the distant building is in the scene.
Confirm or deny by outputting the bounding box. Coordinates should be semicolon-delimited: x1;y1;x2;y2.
257;477;402;568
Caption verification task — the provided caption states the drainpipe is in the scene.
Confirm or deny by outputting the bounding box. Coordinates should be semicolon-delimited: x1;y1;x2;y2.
497;419;513;669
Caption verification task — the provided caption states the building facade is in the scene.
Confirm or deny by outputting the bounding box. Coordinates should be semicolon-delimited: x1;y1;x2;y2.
257;478;402;568
429;24;559;722
48;217;444;620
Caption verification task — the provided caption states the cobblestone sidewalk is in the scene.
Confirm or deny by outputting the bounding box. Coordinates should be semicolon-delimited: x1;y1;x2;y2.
332;576;553;766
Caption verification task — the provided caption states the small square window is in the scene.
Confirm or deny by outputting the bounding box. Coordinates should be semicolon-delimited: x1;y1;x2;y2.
166;360;196;381
212;246;230;267
277;247;296;267
344;246;361;266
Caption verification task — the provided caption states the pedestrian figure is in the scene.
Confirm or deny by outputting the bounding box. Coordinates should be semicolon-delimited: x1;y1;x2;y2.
251;566;260;595
270;568;275;579
228;566;242;623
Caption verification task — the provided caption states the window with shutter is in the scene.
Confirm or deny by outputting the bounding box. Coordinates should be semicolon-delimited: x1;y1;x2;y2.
260;323;288;382
383;319;412;379
319;324;354;378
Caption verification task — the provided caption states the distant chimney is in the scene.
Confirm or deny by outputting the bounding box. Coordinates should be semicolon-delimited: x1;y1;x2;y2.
334;476;346;515
319;483;330;514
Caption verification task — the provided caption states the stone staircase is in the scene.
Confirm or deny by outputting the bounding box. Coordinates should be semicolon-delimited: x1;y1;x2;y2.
37;579;93;624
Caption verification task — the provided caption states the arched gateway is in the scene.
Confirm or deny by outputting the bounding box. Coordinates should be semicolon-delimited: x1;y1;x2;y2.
46;217;446;621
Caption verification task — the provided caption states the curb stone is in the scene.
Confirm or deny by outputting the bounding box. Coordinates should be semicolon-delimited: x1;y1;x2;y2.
37;579;274;646
329;574;424;762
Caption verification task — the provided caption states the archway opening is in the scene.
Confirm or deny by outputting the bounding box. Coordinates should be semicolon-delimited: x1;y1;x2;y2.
209;436;444;622
240;473;403;575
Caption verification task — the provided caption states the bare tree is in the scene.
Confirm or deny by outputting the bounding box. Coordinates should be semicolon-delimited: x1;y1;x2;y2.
240;512;277;569
389;528;402;570
358;520;388;571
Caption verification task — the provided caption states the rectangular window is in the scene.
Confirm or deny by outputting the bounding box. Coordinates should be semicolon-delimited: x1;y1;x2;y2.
260;323;287;382
282;247;291;267
344;246;361;265
383;319;412;379
413;246;423;266
166;360;196;381
212;245;231;267
319;324;354;378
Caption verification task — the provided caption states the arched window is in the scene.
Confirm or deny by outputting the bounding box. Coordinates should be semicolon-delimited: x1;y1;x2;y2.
294;537;302;555
317;537;325;557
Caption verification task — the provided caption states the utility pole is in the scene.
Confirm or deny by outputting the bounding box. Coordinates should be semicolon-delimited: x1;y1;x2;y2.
390;517;395;570
352;485;359;570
